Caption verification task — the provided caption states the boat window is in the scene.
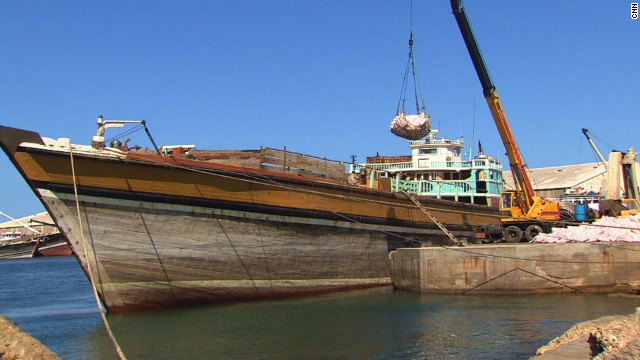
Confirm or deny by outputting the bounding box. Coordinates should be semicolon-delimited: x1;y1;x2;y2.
419;149;437;155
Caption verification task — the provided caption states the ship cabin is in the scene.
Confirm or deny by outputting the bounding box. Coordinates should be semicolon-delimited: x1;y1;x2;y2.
350;130;503;207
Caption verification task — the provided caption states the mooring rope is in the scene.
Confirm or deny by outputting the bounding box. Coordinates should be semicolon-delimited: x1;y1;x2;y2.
443;244;640;265
69;144;127;360
462;267;583;294
130;157;464;243
129;154;640;251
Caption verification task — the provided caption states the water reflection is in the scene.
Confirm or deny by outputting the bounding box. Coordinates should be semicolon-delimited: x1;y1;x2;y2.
2;257;637;360
93;289;638;360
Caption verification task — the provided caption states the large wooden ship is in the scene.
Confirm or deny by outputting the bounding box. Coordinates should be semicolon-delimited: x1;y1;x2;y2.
0;120;501;312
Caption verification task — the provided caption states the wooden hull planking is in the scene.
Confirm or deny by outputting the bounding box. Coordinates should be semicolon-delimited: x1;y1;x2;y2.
0;125;501;312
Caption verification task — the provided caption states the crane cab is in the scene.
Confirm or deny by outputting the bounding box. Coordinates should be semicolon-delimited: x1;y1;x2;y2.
499;191;516;214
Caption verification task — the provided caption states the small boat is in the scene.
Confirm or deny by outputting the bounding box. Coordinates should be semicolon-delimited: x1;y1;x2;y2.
0;234;69;259
0;238;39;259
34;233;72;257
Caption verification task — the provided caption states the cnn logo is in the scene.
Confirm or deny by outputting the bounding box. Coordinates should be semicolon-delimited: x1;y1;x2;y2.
633;3;638;19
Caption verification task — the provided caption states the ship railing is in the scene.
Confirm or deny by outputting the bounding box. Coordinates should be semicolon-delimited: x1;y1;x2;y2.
355;160;502;172
393;179;503;198
416;160;502;170
352;162;414;172
423;160;474;169
546;196;603;205
473;159;503;168
409;139;463;146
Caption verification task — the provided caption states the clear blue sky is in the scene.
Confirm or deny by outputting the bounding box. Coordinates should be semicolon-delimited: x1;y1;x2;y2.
1;1;638;218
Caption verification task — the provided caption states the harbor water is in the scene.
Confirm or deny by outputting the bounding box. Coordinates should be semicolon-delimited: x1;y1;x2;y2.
1;256;639;359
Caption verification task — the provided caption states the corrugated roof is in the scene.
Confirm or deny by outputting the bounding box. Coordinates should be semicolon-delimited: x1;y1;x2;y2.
0;211;54;229
503;162;606;191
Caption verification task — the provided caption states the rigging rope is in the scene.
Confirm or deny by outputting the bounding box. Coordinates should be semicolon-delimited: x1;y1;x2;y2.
61;142;640;318
130;153;640;233
462;267;583;294
104;124;144;144
132;153;640;265
69;143;127;360
396;0;427;116
396;32;427;115
129;154;492;225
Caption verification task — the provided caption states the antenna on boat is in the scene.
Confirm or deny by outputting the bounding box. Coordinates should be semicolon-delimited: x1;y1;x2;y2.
469;98;476;161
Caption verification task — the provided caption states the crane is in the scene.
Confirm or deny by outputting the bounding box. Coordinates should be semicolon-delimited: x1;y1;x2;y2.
450;0;562;242
582;128;608;170
582;128;640;216
581;128;639;201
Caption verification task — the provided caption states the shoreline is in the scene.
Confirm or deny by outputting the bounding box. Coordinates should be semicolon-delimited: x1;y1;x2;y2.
0;315;61;360
533;305;640;359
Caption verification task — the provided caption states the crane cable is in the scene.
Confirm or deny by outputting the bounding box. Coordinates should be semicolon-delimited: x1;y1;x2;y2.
396;1;427;116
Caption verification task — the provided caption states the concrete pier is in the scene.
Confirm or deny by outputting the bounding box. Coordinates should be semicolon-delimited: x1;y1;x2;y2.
389;242;640;294
0;316;61;360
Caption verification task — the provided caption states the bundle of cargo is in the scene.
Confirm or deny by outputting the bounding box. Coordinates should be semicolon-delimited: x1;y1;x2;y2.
390;112;430;140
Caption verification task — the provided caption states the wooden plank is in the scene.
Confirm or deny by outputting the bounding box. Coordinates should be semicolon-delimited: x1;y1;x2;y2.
261;148;345;173
260;165;346;182
187;147;347;181
188;150;262;168
205;158;262;168
262;149;343;169
261;158;346;180
189;150;261;160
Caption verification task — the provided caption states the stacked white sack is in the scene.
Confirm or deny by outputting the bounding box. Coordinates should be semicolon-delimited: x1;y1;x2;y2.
400;114;427;126
532;214;640;243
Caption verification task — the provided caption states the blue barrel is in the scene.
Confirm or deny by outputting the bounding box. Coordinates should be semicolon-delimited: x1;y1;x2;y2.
575;204;586;221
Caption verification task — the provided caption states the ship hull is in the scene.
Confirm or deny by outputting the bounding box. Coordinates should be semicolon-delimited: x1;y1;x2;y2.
41;189;407;311
34;233;72;257
0;125;501;312
0;241;38;259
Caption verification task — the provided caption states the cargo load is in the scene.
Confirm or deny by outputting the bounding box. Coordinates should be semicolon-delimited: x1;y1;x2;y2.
390;112;430;141
391;32;431;140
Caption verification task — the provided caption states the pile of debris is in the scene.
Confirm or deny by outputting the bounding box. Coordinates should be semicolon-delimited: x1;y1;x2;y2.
532;214;640;243
533;307;640;359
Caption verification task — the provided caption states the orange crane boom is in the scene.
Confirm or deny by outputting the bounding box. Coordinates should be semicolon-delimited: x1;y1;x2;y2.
450;0;561;241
